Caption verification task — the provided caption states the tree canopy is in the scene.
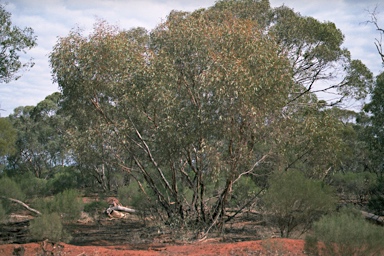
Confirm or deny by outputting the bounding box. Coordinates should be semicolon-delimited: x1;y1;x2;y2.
0;3;37;83
47;0;376;234
0;0;379;243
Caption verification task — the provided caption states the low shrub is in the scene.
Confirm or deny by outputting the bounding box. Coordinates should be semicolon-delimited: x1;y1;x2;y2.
46;167;82;195
310;209;384;255
52;189;83;222
304;235;319;256
0;203;6;223
16;173;48;198
262;171;336;238
31;197;55;215
29;212;71;243
117;181;147;209
0;176;25;200
84;201;109;215
229;176;261;208
368;177;384;215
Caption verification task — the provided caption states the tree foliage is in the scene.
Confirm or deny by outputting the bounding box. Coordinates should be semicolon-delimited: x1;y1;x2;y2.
0;4;37;83
48;1;373;234
0;117;16;159
7;93;68;178
212;0;373;105
50;11;292;232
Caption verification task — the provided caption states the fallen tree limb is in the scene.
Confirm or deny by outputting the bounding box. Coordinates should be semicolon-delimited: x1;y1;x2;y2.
361;211;384;225
1;196;42;216
106;205;137;215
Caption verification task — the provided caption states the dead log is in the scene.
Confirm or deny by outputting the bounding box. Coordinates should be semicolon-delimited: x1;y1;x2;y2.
105;205;137;218
1;196;42;216
361;210;384;225
107;205;137;213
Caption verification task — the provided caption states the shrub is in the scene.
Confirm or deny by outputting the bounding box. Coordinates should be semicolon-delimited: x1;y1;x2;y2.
304;235;319;256
0;176;25;200
84;201;109;215
368;177;384;215
52;189;83;222
31;197;55;215
117;181;147;209
229;176;261;208
46;167;82;195
0;203;6;223
263;170;336;238
29;212;71;243
331;171;376;204
117;185;131;207
16;173;48;198
311;209;384;255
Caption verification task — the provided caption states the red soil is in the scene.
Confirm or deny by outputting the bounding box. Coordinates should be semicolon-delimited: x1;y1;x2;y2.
0;238;306;255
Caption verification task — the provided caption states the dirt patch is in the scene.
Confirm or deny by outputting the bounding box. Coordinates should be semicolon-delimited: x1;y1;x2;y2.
0;238;306;255
0;208;307;255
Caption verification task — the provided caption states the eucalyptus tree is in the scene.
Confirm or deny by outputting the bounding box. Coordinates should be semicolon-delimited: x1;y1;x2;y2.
209;0;373;181
362;72;384;177
50;8;293;232
212;0;373;106
0;4;37;83
8;93;67;178
0;117;16;168
49;1;373;235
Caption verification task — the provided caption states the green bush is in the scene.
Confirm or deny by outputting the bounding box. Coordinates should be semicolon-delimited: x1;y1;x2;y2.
304;235;319;256
0;203;6;223
117;185;131;207
16;173;48;198
31;197;55;215
331;171;376;204
229;176;261;208
84;201;109;215
263;171;336;238
46;167;82;195
0;176;25;200
368;177;384;215
311;210;384;255
52;189;83;222
117;182;147;209
29;212;71;243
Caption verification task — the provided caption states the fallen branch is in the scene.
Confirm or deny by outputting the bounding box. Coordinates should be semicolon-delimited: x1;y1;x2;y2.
361;210;384;225
1;196;42;215
106;205;137;215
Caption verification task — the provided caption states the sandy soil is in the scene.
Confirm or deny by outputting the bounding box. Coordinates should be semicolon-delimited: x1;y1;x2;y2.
0;200;308;255
0;238;306;255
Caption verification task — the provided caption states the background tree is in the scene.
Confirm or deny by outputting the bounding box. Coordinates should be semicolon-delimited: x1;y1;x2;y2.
0;117;16;165
0;3;37;83
367;6;384;64
212;0;373;106
7;93;68;178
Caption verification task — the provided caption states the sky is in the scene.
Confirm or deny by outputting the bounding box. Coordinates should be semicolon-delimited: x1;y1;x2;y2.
0;0;382;117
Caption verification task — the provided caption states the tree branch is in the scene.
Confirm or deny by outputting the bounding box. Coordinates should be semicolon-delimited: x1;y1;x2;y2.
1;196;42;216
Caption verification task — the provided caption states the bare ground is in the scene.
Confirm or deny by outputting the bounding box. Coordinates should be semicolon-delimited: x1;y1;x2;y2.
0;209;309;256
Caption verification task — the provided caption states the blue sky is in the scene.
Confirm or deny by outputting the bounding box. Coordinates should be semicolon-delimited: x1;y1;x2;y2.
0;0;382;116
